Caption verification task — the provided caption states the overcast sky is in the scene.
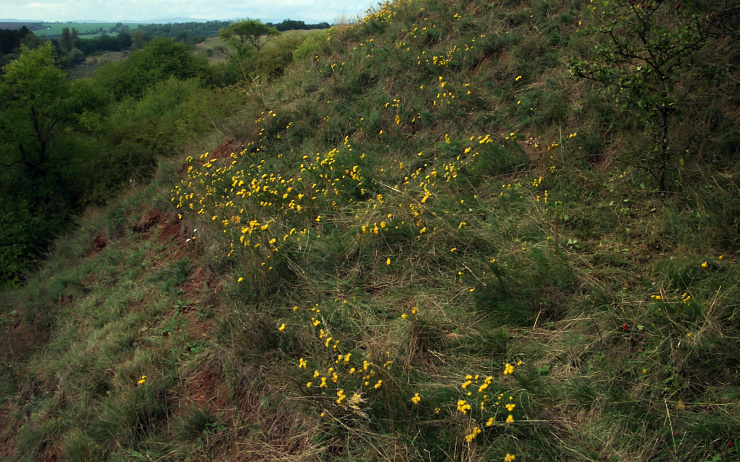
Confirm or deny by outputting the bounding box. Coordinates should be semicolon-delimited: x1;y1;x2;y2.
0;0;381;23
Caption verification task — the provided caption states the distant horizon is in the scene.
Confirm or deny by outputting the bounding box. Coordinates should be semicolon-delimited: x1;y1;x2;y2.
0;17;334;25
0;0;377;24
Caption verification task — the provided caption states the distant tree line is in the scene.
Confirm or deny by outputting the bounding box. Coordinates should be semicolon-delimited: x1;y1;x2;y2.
0;26;45;65
266;19;331;31
136;21;232;47
0;26;32;54
1;18;331;69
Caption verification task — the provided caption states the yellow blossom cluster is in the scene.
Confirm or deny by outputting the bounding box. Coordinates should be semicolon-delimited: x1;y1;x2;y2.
286;303;397;415
453;363;522;446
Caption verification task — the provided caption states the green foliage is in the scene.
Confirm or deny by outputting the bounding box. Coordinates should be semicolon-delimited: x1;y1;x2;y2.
95;37;210;101
267;19;331;32
0;43;73;169
0;36;242;283
58;27;78;52
0;26;32;56
136;20;231;46
570;0;727;191
293;29;331;61
218;19;280;55
82;77;239;204
0;44;83;284
75;32;133;55
253;33;309;79
217;19;282;81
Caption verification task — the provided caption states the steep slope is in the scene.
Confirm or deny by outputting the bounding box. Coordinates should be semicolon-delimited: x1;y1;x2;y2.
2;0;739;460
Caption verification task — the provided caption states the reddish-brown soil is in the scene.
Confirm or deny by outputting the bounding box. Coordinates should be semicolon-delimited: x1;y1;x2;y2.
180;362;228;409
209;139;245;161
133;209;163;233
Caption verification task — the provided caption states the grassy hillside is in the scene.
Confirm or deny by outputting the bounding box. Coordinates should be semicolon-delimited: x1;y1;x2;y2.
1;0;739;460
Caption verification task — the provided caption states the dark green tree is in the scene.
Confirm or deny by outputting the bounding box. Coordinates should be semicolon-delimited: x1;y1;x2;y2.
0;44;80;284
132;28;145;49
217;19;280;80
0;43;74;181
58;27;78;52
219;19;280;54
0;26;32;54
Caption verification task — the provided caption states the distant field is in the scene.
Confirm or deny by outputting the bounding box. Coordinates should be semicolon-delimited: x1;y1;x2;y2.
33;22;144;38
193;37;229;64
77;32;120;39
83;50;130;63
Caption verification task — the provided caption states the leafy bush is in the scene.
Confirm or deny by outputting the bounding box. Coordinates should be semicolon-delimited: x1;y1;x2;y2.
94;37;210;100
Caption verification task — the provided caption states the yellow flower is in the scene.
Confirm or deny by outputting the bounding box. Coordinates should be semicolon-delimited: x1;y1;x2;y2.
298;358;307;368
411;393;421;404
504;454;516;462
238;277;244;283
457;399;471;414
387;258;391;265
464;426;481;443
137;375;147;386
701;262;708;268
506;414;514;423
278;323;286;331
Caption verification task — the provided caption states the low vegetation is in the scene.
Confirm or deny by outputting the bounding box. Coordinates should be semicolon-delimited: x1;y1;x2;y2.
1;0;738;460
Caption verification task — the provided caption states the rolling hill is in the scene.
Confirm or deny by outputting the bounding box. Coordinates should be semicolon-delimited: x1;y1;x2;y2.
1;0;738;460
